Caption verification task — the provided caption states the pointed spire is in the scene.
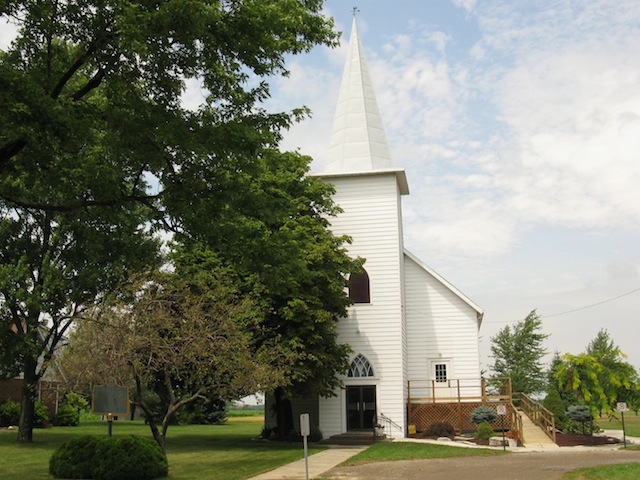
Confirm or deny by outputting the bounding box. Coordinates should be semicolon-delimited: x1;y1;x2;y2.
325;18;394;173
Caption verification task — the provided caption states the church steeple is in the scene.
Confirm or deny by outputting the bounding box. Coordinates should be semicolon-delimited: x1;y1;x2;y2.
325;18;394;173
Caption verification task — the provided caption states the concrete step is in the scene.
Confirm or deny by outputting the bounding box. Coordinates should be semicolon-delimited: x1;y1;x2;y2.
319;432;378;445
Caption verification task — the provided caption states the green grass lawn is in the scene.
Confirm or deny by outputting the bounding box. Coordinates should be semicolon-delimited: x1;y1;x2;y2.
341;441;507;466
561;462;640;480
599;414;640;437
0;417;318;480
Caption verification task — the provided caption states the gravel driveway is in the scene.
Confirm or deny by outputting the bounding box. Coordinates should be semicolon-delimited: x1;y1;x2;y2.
323;448;640;480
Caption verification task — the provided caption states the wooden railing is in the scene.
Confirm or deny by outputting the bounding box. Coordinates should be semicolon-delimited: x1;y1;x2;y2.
407;378;521;435
520;393;556;444
408;377;513;404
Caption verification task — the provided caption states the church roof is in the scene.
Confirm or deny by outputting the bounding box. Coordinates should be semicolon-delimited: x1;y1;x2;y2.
404;249;485;325
322;18;408;194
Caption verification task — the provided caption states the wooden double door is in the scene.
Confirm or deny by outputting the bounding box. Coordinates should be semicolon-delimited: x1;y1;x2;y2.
346;385;376;431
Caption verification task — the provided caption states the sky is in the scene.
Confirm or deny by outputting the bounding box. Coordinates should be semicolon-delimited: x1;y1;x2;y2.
2;1;639;373
265;0;640;372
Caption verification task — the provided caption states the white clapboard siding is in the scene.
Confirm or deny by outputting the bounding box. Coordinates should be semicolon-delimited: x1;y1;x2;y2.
318;172;407;437
404;252;482;389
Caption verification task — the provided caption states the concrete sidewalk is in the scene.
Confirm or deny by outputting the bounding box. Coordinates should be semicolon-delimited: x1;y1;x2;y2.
247;446;367;480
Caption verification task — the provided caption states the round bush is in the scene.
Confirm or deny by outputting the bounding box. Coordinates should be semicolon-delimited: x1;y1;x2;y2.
474;420;495;440
93;436;168;480
49;435;100;479
471;406;497;425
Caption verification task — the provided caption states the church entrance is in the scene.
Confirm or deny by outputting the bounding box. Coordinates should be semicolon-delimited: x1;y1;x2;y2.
346;385;376;431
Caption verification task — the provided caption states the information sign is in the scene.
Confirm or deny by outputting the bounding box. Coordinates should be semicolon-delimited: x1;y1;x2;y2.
92;385;130;416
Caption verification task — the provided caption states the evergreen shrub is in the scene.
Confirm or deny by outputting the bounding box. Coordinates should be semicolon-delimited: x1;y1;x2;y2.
93;436;168;480
543;389;568;431
49;435;168;480
49;435;100;479
471;406;497;425
474;421;495;440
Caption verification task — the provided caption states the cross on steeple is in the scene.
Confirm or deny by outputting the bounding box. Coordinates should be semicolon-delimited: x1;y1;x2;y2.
352;6;360;17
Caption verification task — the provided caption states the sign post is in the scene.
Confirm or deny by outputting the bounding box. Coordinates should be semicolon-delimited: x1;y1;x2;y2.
300;413;310;480
497;405;507;451
617;402;628;448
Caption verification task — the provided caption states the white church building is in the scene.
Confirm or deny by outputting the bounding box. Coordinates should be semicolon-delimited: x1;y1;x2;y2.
268;18;484;440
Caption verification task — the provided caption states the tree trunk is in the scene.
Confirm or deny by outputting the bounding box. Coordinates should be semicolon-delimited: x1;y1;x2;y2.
274;387;294;440
17;356;39;442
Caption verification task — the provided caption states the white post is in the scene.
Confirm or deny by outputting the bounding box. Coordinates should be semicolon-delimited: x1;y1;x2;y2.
300;413;310;480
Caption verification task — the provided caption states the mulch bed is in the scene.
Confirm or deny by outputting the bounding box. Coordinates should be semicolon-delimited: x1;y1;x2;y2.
412;432;621;447
555;433;621;447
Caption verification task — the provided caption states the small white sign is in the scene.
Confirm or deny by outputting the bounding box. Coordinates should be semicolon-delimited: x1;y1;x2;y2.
497;405;507;416
300;413;310;437
617;402;628;412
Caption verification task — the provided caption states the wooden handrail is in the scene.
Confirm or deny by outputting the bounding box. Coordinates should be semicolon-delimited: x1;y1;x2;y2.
520;393;556;444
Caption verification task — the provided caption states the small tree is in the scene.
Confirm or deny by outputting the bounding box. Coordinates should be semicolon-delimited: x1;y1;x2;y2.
490;310;549;396
65;270;285;453
566;405;593;435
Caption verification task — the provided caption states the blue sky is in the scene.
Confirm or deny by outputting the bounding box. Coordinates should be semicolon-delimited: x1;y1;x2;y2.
269;0;640;371
2;1;639;372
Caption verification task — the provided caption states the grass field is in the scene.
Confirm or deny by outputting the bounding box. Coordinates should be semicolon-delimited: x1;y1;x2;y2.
599;414;640;437
561;462;640;480
0;416;316;480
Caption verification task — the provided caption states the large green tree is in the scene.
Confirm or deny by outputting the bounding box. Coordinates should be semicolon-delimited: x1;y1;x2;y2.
489;309;549;396
1;0;340;442
556;330;640;416
174;150;361;438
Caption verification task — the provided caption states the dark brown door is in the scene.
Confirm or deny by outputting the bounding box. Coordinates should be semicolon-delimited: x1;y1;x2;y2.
346;385;376;431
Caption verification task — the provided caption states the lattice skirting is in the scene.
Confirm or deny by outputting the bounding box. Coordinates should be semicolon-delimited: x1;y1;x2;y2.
408;401;513;433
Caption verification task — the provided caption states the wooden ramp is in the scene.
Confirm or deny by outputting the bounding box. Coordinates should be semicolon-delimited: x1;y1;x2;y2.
519;411;559;449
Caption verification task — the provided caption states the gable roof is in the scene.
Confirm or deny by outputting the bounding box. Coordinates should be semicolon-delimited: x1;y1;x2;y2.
404;249;484;325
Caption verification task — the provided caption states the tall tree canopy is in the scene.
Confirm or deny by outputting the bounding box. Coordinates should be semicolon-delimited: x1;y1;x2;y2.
0;0;341;442
555;330;640;415
489;309;549;396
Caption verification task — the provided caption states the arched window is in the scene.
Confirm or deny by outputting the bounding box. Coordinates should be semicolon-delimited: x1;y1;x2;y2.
348;354;374;377
348;269;370;303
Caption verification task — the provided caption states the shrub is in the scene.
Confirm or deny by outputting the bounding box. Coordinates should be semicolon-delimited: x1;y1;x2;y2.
0;400;21;427
34;400;49;427
49;435;100;479
474;420;495;440
53;404;80;426
49;435;167;480
424;421;455;437
93;436;168;480
543;389;568;431
471;406;497;425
